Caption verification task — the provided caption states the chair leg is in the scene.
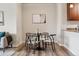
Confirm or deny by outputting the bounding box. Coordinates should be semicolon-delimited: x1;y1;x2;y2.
3;48;5;53
52;37;55;51
11;44;13;48
54;42;56;50
45;42;47;49
33;44;35;54
51;42;53;51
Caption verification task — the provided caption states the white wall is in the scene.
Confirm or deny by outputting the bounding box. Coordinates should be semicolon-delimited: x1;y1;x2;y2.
0;4;17;45
0;3;23;46
0;3;16;34
56;3;67;45
22;3;57;40
16;4;23;45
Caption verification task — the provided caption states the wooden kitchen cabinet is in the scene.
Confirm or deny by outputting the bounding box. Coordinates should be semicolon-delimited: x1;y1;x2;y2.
67;3;79;21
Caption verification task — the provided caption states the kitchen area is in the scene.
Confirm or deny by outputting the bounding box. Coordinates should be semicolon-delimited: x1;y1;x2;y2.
62;3;79;56
64;25;79;56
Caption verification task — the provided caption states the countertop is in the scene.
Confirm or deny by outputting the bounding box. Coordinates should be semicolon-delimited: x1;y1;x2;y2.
64;30;79;33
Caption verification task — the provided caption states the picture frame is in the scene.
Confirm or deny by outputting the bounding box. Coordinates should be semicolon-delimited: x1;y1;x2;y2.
32;14;46;24
0;11;4;26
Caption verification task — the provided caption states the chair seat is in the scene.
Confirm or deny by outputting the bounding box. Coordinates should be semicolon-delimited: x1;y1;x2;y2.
27;41;39;44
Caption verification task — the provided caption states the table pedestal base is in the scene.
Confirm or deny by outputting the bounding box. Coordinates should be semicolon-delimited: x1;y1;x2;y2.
34;47;45;50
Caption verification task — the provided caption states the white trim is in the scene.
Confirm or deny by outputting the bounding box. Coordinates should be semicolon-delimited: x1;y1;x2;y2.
56;40;76;55
56;41;64;46
64;45;76;56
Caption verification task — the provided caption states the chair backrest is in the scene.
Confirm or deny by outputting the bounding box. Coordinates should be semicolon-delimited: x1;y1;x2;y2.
26;33;37;44
40;32;49;41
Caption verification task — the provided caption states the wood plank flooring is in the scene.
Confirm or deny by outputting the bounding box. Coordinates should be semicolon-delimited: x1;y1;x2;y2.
12;43;74;56
0;47;16;56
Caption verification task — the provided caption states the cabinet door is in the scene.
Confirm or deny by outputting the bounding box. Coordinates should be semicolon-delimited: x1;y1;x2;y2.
64;31;69;47
67;3;79;21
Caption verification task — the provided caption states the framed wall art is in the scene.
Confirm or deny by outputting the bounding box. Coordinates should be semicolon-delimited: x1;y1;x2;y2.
0;11;4;26
32;14;46;24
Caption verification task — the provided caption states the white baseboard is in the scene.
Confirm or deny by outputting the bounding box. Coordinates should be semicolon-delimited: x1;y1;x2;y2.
56;41;64;46
57;42;76;55
64;45;76;56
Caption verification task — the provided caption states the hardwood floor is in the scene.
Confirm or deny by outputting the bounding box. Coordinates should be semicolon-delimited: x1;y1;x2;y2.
12;43;74;56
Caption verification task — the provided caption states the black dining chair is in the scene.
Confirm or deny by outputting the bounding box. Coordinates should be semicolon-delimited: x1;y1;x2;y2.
40;32;49;49
25;33;38;55
49;34;56;51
